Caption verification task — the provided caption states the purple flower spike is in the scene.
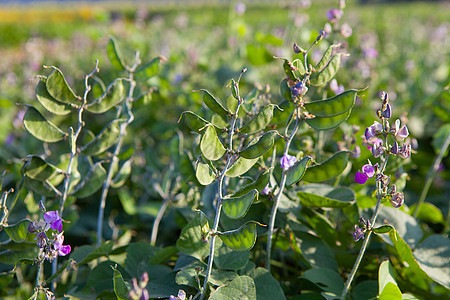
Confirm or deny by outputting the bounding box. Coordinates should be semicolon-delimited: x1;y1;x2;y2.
390;192;404;208
326;9;343;23
43;211;63;232
355;164;375;184
355;171;368;184
54;233;71;256
280;154;297;171
353;225;365;242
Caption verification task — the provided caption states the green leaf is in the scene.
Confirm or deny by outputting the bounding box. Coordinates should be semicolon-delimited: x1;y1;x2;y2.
300;267;344;296
413;235;450;289
310;53;343;86
196;161;215;186
247;44;273;66
280;79;293;102
81;119;121;156
352;281;378;300
302;151;350;183
380;282;403;300
306;109;351;130
286;156;312;186
315;44;340;71
232;168;271;197
240;131;277;159
176;210;213;260
112;265;129;300
22;155;61;181
111;159;132;188
379;260;397;294
210;275;256;300
298;187;355;208
22;105;66;143
226;157;259;178
239;104;274;135
78;241;114;265
106;36;125;70
374;225;395;234
4;220;31;243
305;89;358;117
36;78;72;115
46;67;78;103
249;267;286;300
409;203;446;224
222;189;258;219
196;89;229;116
200;125;226;161
179;111;209;132
44;259;74;284
71;162;107;198
124;242;159;278
214;245;250;271
86;79;126;114
135;57;162;80
218;221;262;252
24;176;59;197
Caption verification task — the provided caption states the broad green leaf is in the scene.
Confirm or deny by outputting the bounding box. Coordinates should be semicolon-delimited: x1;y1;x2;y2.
4;220;31;243
249;267;286;300
81;119;121;156
222;189;258;219
46;67;78;103
78;241;114;265
300;267;344;296
22;105;65;142
106;36;125;70
215;245;250;271
305;89;358;117
196;161;215;186
149;246;179;264
218;221;262;251
379;260;397;294
240;131;277;159
44;259;74;284
246;44;273;66
409;203;446;224
315;44;340;71
112;265;129;300
111;159;132;188
239;104;274;135
124;242;159;278
22;155;61;181
135;57;162;80
24;176;59;197
196;89;229;116
226;157;259;177
36;78;72;115
200;125;226;161
286;156;312;186
210;275;256;300
179;111;209;132
352;281;378;300
374;225;395;234
280;79;293;102
302;151;350;183
298;187;355;208
306;109;351;130
380;282;402;300
71;162;107;198
86;79;126;114
413;235;450;289
310;53;343;86
232;168;271;197
176;210;213;260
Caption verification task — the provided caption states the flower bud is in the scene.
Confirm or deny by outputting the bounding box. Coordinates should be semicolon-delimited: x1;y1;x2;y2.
293;43;305;54
382;103;392;118
390;192;404;208
353;225;365;242
388;184;397;195
398;144;411;159
290;81;308;97
390;141;399;155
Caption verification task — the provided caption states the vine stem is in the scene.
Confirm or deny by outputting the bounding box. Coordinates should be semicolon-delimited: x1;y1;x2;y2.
413;132;450;218
96;52;139;248
199;79;243;300
266;104;301;271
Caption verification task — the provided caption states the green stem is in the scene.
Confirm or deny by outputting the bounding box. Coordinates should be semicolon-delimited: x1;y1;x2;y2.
413;132;450;218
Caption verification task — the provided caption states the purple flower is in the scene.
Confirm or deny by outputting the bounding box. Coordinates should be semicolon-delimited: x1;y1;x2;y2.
398;144;411;159
391;119;409;140
382;103;392;118
371;142;384;158
35;232;48;248
290;81;308;97
280;154;297;171
169;290;186;300
355;164;375;184
390;192;404;208
362;48;378;59
326;9;343;23
340;23;352;38
234;3;246;15
261;185;272;195
351;145;361;158
330;79;345;95
54;233;71;256
43;211;63;232
353;225;365;242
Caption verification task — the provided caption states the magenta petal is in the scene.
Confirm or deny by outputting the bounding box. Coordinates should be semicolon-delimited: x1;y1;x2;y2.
51;219;63;232
58;244;71;256
355;171;368;184
43;211;58;224
362;164;375;178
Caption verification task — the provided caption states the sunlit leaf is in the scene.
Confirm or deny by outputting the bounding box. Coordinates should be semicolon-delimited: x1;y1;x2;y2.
196;161;215;186
22;155;61;181
279;79;293;102
112;265;130;300
179;111;209;132
200;125;226;161
298;187;355;208
4;220;31;243
22;105;65;143
210;275;256;300
111;159;132;188
380;282;402;300
302;151;350;182
286;156;312;186
86;79;126;114
36;78;72;115
24;176;60;197
218;221;263;251
136;57;162;80
232;168;271;198
379;260;397;294
81;119;121;156
374;225;395;234
310;53;343;86
46;67;78;103
222;189;258;219
315;44;340;71
226;157;259;178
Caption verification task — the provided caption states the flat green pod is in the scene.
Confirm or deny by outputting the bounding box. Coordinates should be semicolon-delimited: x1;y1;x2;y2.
285;156;312;186
200;125;226;161
222;189;258;219
135;57;162;80
46;67;78;104
218;221;263;252
239;131;277;159
178;111;209;132
24;176;60;197
86;79;126;114
315;44;340;71
298;187;355;208
302;151;350;183
195;161;215;186
283;59;298;81
71;162;107;198
226;157;259;178
306;109;351;131
239;104;274;135
81;119;121;156
22;105;66;143
106;36;125;70
310;53;343;86
196;89;229;116
36;78;72;115
232;168;271;198
22;155;62;181
111;159;132;188
305;89;358;117
280;79;292;102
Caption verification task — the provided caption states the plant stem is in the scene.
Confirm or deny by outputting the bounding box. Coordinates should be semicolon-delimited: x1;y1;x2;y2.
266;104;301;271
150;197;169;246
96;54;138;247
413;132;450;218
